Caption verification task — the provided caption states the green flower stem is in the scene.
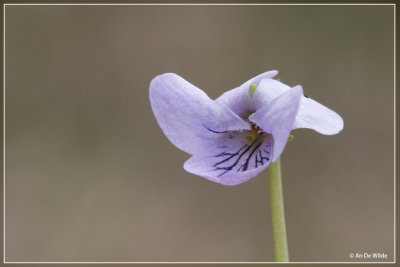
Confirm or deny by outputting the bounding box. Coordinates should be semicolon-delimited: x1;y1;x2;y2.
268;158;289;262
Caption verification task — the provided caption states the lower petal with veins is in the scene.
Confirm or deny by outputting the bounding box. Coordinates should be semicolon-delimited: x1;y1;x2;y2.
184;130;273;185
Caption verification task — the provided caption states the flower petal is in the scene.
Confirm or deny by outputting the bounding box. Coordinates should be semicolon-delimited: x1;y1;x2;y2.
149;73;250;155
240;77;343;135
249;86;303;161
255;79;343;135
293;97;344;135
183;132;273;185
249;78;291;110
215;70;278;116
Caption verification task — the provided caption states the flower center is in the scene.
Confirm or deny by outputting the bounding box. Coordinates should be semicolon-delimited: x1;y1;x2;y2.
245;123;265;143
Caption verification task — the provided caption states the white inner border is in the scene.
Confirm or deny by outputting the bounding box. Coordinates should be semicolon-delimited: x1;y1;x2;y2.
2;3;396;264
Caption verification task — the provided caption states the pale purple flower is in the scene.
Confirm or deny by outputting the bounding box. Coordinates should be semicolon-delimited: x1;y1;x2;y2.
149;71;343;186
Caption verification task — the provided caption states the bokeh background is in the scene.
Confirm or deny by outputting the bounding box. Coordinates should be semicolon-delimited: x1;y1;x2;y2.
4;4;394;262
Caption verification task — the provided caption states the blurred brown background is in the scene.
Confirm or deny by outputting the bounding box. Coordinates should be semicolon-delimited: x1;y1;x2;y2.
4;4;394;262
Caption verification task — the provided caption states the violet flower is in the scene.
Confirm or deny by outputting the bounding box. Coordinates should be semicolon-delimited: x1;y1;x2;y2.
149;70;343;186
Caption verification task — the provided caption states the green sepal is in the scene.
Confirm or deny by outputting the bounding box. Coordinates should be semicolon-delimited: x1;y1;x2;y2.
249;84;257;97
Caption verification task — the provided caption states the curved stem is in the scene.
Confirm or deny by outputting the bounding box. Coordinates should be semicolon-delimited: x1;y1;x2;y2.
268;158;289;262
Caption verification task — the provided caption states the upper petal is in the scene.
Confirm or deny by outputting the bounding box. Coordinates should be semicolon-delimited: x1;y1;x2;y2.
256;79;343;135
149;73;250;155
249;86;303;161
215;70;279;116
183;131;273;185
293;96;344;135
223;75;344;136
249;78;291;111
